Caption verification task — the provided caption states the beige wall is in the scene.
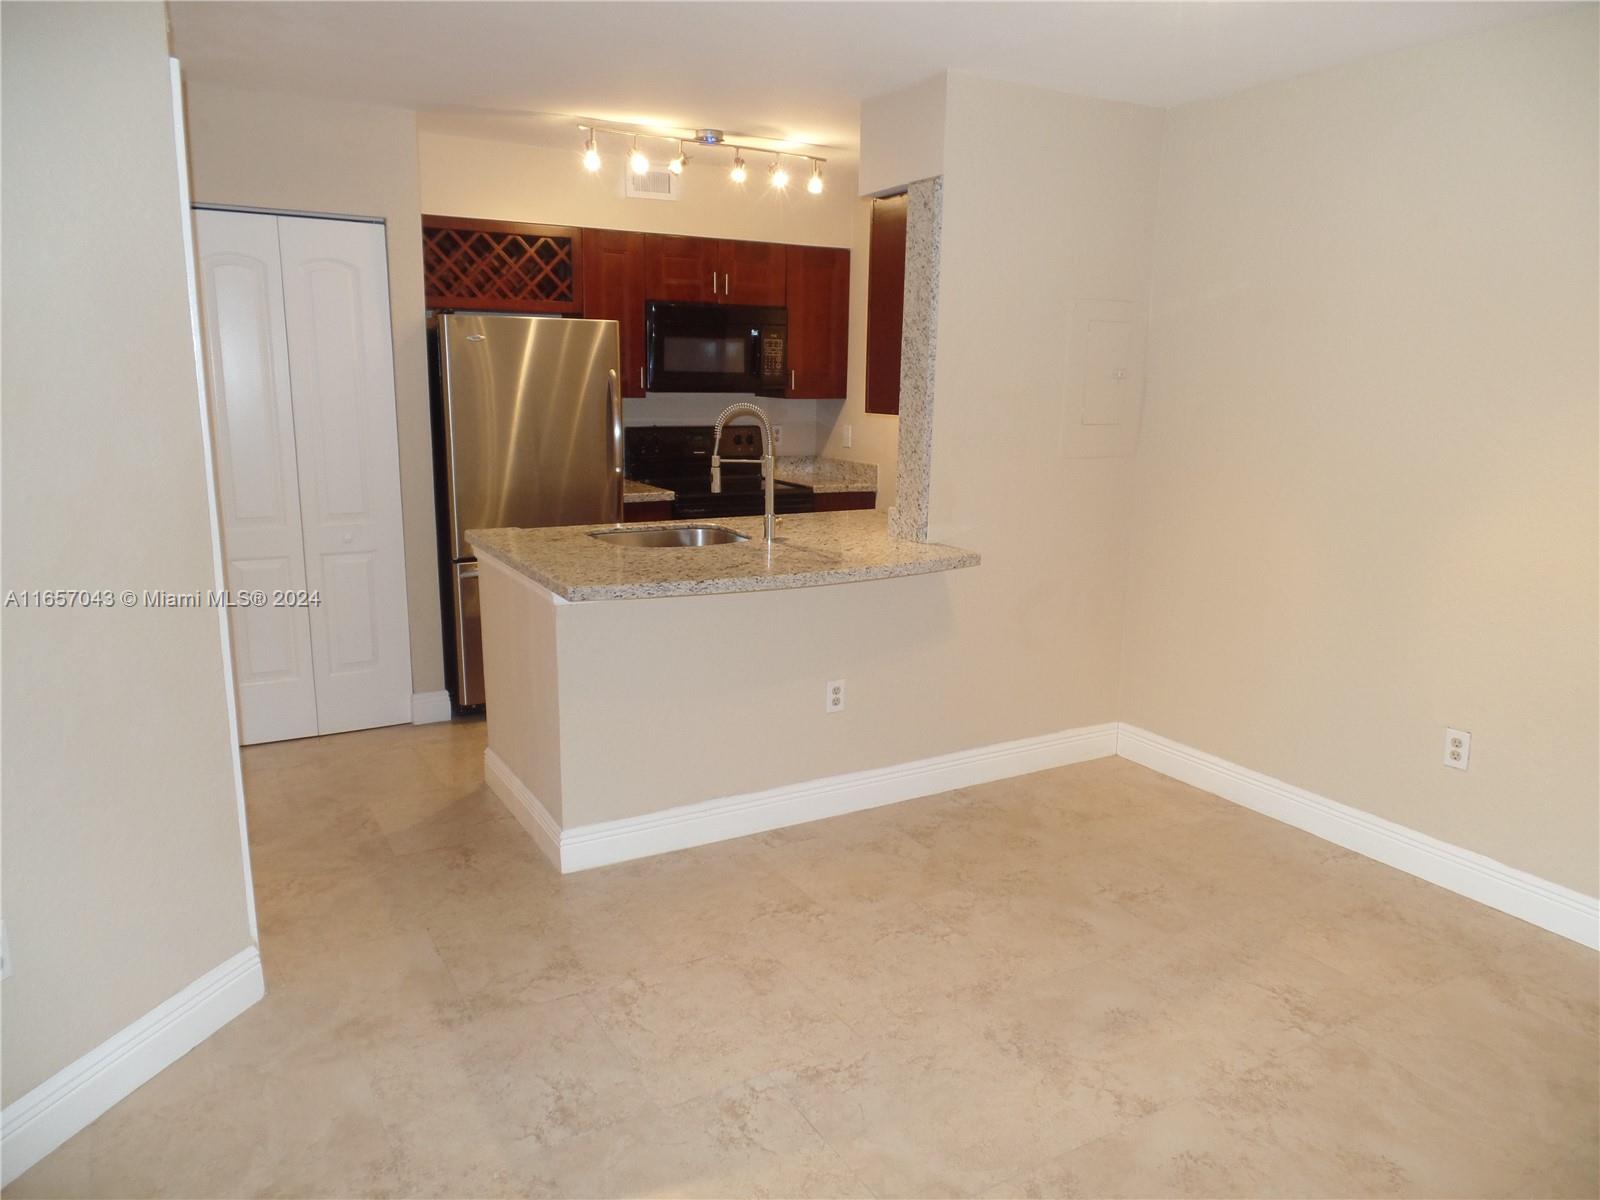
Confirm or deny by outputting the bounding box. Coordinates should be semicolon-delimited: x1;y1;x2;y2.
858;73;947;196
927;73;1163;715
551;572;976;824
1;2;254;1103
1121;8;1600;895
183;83;444;695
418;130;856;247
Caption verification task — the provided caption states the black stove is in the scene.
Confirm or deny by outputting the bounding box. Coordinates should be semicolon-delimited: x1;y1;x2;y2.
626;425;814;520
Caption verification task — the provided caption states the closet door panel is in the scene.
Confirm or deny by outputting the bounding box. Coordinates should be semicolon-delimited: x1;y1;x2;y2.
194;208;319;744
276;216;413;735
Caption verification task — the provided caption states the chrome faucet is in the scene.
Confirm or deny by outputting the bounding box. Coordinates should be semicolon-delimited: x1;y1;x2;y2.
710;402;776;543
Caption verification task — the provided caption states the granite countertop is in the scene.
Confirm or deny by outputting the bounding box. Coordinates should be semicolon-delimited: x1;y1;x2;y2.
774;456;878;494
467;510;977;602
623;479;674;503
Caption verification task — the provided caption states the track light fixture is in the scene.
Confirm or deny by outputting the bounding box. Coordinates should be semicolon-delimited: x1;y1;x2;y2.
575;124;827;197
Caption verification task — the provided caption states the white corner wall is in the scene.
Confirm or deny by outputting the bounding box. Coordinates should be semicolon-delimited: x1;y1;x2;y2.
1121;7;1600;896
1;0;257;1122
928;73;1164;716
858;72;948;195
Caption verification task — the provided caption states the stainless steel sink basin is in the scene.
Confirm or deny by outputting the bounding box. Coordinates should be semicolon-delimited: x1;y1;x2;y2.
589;525;749;548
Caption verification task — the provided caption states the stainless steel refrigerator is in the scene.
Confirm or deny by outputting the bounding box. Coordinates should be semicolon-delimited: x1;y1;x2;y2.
435;314;622;707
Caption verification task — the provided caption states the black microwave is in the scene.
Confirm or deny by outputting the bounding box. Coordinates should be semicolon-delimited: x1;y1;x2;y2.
645;301;787;395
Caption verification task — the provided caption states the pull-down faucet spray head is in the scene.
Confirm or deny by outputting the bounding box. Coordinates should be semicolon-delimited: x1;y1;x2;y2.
709;402;777;542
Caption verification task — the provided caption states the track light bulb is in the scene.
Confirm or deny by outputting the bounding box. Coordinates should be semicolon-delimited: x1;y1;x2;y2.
769;157;790;189
729;153;747;184
629;138;649;176
668;142;686;175
582;132;601;172
807;161;823;194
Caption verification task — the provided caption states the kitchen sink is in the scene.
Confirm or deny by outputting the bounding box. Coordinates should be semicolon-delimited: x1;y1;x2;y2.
589;525;749;548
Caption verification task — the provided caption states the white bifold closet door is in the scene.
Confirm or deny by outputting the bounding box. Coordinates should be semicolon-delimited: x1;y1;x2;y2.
195;209;412;744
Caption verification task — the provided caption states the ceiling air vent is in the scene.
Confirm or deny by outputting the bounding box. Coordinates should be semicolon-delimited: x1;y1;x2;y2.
625;169;678;201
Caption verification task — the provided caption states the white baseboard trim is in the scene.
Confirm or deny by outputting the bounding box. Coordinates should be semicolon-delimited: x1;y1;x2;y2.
487;724;1119;874
1116;724;1600;950
411;690;453;725
484;748;564;867
487;720;1595;950
0;946;264;1185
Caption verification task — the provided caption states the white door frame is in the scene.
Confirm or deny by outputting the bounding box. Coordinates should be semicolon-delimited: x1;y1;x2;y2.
193;203;414;743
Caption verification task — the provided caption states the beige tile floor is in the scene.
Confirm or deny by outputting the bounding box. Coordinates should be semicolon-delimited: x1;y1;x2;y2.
10;719;1597;1199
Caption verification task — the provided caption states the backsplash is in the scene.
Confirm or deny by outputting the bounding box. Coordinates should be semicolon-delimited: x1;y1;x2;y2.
621;392;823;456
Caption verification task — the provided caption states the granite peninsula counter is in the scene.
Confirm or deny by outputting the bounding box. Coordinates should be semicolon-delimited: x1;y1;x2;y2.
466;510;978;602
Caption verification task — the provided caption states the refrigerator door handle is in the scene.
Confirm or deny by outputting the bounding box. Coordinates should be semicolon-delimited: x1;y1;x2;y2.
608;368;624;515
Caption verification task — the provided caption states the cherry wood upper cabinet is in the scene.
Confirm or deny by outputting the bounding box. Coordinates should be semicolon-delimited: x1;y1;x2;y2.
786;245;851;399
644;234;719;303
718;240;787;306
583;228;647;397
865;192;908;415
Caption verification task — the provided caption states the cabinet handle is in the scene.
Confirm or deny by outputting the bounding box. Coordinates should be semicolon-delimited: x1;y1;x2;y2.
711;271;717;295
639;366;644;389
724;273;730;294
608;369;623;508
791;369;796;391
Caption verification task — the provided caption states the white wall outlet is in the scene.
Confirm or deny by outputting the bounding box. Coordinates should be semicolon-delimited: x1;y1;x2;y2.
771;424;783;447
825;679;845;713
1;920;12;981
1444;728;1472;771
842;425;854;449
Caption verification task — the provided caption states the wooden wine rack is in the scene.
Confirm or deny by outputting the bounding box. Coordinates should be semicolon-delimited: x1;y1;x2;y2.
422;216;583;313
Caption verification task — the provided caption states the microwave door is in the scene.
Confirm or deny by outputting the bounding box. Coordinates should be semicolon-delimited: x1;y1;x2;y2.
646;301;786;394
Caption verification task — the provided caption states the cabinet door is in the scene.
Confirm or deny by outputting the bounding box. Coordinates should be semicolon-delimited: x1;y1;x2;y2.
194;209;320;745
644;233;718;302
584;228;647;396
718;239;787;306
812;491;877;512
277;216;413;736
865;192;908;415
786;245;851;399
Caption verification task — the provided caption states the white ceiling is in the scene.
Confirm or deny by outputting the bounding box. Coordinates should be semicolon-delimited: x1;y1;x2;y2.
170;1;1557;154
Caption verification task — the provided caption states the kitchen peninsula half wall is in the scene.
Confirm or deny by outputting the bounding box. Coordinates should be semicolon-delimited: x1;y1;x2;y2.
470;511;985;869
